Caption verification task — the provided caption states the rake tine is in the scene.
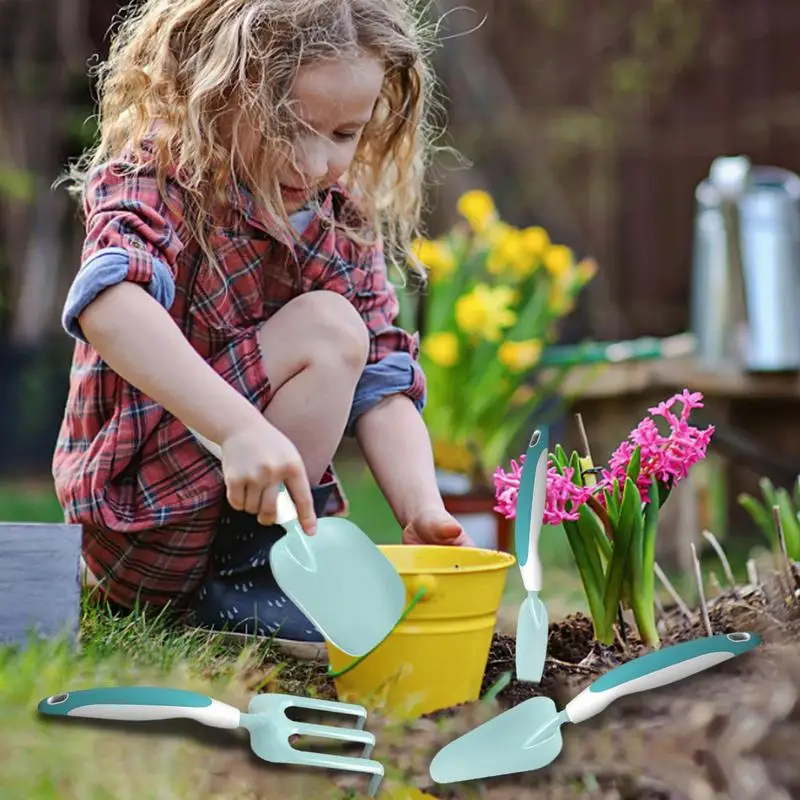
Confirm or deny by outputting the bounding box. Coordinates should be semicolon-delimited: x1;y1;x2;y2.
289;748;385;797
284;696;369;730
291;721;376;758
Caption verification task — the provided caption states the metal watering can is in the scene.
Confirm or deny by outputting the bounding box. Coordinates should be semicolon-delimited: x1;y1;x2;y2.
691;155;800;372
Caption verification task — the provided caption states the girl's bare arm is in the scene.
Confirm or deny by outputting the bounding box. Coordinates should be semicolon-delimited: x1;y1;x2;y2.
78;281;266;444
354;393;445;528
78;280;318;529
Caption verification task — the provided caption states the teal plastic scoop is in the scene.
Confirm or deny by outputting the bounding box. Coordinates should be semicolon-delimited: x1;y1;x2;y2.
38;686;384;795
269;486;407;657
187;430;407;658
429;632;762;785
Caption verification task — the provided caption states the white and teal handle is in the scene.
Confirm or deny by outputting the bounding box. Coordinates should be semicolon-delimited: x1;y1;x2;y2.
515;427;549;592
564;632;761;724
37;687;242;729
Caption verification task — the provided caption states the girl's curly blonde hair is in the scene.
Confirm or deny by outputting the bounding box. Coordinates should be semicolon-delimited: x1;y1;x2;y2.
63;0;443;274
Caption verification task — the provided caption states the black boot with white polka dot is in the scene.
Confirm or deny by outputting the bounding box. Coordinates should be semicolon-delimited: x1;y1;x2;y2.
187;484;334;661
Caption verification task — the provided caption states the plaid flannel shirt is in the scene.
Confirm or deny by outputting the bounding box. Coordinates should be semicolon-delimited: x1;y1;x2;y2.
52;144;426;609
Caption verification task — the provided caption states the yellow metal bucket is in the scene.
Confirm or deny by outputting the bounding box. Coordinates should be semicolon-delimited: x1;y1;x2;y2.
326;545;516;720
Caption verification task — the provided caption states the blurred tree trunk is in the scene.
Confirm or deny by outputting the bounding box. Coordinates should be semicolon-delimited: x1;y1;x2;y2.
0;0;89;345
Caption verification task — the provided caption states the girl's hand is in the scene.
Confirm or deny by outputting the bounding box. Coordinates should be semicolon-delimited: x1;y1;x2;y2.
220;421;316;534
402;507;475;547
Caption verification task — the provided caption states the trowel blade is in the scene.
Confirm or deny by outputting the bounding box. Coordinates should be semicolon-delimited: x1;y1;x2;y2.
428;697;564;784
515;592;549;682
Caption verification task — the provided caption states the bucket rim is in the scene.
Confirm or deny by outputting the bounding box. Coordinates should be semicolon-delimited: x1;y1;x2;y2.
377;544;516;575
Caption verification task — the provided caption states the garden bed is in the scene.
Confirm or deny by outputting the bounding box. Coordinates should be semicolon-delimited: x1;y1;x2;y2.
274;568;800;799
385;570;800;800
10;568;796;800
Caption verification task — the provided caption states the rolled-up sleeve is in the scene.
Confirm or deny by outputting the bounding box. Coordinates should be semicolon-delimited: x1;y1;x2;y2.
63;155;185;342
317;238;427;434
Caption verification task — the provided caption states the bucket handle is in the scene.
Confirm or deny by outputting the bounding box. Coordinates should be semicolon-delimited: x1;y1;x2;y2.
326;585;428;679
406;574;438;602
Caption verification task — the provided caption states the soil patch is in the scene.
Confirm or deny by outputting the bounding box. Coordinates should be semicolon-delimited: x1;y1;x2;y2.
396;570;800;799
247;568;800;799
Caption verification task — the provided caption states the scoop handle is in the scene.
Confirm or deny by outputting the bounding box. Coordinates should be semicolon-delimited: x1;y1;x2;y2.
37;687;241;728
515;427;548;591
564;632;761;724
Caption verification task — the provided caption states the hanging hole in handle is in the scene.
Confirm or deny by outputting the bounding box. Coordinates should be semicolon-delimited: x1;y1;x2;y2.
529;430;540;447
47;693;70;705
726;632;750;642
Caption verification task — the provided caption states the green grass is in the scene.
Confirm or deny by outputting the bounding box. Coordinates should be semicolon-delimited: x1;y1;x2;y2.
0;459;585;798
1;601;348;799
10;456;761;796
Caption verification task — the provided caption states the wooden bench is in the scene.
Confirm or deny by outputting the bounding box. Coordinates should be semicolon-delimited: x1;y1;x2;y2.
552;356;800;571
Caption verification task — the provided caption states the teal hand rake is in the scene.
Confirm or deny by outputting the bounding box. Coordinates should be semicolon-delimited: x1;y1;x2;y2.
38;687;384;796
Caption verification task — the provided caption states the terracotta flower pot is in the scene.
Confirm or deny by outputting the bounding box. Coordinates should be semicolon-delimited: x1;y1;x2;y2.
442;491;512;553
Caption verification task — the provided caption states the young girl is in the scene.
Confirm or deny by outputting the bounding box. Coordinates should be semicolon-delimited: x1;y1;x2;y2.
53;0;474;659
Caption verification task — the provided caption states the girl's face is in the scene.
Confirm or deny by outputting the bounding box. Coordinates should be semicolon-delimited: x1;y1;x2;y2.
277;53;384;211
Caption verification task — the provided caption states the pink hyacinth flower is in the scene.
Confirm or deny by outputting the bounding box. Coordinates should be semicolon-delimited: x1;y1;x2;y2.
493;456;592;525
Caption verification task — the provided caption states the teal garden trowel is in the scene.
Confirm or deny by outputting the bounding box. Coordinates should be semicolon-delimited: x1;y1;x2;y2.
429;632;761;784
514;427;550;682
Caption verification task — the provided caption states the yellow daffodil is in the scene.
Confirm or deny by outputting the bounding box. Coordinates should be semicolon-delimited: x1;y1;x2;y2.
483;219;513;246
521;226;550;257
422;331;459;367
457;189;497;234
455;283;517;341
411;238;456;282
498;339;543;372
485;224;537;279
543;244;575;280
432;439;475;475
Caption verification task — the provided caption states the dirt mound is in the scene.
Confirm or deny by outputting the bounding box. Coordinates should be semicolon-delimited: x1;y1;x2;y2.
381;570;800;800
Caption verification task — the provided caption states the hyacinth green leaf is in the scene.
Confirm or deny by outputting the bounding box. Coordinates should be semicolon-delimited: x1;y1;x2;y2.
562;518;605;639
634;479;661;647
605;478;622;528
600;476;640;644
575;504;608;577
776;488;800;558
737;492;776;542
568;450;584;486
626;444;641;483
758;476;778;511
553;444;570;469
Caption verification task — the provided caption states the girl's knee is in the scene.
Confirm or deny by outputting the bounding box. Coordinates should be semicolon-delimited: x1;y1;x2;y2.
285;291;370;368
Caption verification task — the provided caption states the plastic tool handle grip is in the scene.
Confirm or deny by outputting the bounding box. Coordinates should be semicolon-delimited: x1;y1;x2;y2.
515;427;548;591
565;632;761;724
37;687;242;729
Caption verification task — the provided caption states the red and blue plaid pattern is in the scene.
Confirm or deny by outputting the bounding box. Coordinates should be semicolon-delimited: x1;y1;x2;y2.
53;147;426;609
